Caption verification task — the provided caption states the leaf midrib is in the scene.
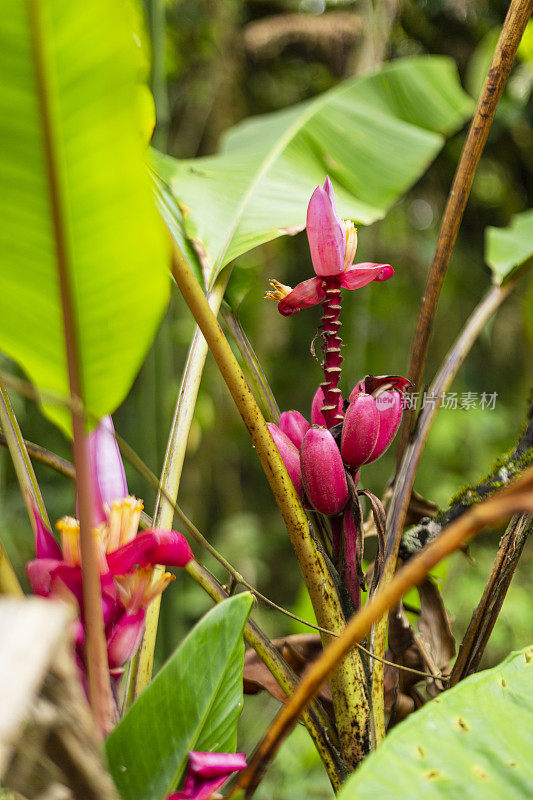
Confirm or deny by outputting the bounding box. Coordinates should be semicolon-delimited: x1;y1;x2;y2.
26;0;81;400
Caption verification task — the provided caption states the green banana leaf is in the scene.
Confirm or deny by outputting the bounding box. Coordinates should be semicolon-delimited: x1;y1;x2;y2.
485;208;533;285
0;0;169;435
339;646;533;799
155;56;474;287
105;593;253;800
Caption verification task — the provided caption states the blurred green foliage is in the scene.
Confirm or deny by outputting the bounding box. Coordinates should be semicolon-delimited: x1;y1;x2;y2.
1;0;532;794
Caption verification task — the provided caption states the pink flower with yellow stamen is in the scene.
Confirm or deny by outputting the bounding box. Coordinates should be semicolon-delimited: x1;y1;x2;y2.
26;416;193;681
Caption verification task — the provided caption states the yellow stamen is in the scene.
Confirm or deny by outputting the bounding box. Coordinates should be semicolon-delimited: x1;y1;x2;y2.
93;524;110;574
343;220;358;267
107;499;123;552
119;496;144;547
115;567;175;612
265;279;292;302
56;516;80;566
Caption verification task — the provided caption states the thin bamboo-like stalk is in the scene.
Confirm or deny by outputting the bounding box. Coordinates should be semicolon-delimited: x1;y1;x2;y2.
396;0;533;462
130;271;230;701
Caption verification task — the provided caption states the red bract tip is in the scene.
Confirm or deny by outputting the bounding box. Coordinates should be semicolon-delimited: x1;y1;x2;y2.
29;497;62;560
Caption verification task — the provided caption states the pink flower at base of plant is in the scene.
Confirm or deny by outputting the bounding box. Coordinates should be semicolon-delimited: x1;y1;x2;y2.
168;751;247;800
300;427;349;516
267;423;303;497
278;410;310;448
311;386;343;428
26;414;194;685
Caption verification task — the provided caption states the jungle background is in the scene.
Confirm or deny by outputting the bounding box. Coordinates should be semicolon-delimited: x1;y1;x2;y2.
1;0;532;796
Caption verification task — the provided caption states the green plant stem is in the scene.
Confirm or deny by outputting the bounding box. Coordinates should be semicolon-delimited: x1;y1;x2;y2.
396;0;533;463
171;245;370;770
0;541;23;596
185;559;345;790
0;432;74;479
371;279;517;742
0;375;50;527
130;270;230;700
148;0;169;151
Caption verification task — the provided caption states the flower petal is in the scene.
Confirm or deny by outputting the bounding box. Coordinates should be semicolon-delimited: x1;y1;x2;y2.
278;277;325;316
27;558;63;596
340;262;394;291
85;415;128;525
306;184;345;277
106;530;193;574
149;529;194;567
106;532;159;574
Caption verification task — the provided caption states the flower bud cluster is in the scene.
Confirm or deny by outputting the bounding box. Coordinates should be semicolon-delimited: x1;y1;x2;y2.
268;376;409;610
270;376;409;515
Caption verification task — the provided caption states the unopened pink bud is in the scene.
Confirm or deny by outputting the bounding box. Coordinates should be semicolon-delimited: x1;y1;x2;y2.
367;390;403;462
268;424;303;497
341;393;380;468
311;386;343;427
107;609;146;669
279;411;310;449
300;428;348;516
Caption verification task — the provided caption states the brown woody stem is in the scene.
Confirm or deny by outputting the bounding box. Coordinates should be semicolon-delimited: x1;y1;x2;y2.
396;0;533;462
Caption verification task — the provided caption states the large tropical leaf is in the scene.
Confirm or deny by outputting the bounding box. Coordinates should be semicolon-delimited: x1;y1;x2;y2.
155;56;473;286
338;646;533;799
105;593;253;800
0;0;169;435
485;208;533;285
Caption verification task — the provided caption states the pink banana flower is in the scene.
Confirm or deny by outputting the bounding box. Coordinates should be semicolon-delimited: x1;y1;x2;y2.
27;416;193;677
266;177;393;317
168;751;247;800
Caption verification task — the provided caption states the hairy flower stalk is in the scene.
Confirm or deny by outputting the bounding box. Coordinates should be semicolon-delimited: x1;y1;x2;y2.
320;278;344;428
